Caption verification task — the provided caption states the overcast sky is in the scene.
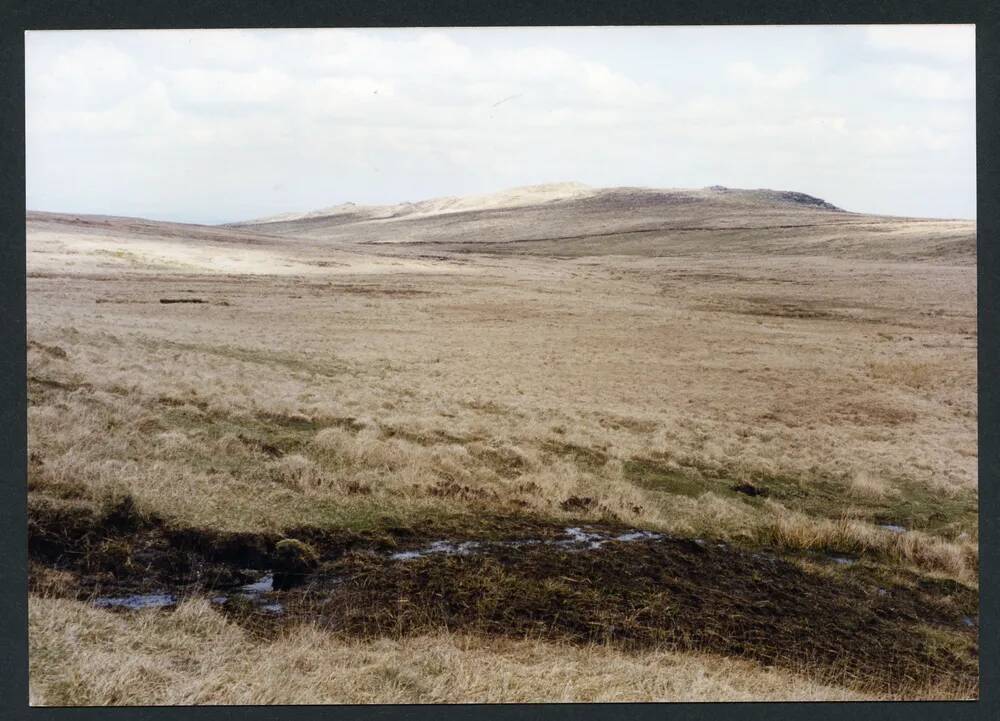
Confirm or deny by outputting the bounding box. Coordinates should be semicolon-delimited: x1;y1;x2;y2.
26;26;975;224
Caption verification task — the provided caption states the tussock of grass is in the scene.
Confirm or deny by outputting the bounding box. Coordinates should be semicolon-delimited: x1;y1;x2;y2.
750;503;977;583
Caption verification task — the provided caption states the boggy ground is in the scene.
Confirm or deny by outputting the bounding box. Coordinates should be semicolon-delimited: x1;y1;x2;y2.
29;496;978;697
26;190;977;703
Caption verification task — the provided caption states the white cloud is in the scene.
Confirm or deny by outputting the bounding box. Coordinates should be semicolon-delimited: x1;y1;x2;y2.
28;39;144;110
882;63;974;101
727;61;808;90
28;80;178;137
858;123;960;154
166;67;292;107
866;25;974;63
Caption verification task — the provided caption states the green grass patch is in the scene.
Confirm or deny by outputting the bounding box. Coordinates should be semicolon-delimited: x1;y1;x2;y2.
877;481;977;537
623;458;716;498
540;440;609;470
622;455;976;540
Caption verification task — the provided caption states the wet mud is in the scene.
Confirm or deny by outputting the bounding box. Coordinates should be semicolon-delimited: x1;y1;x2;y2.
29;497;978;694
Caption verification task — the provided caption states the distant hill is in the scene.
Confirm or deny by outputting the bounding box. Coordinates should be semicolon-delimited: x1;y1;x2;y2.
26;184;975;267
231;182;599;226
229;183;846;235
226;183;973;262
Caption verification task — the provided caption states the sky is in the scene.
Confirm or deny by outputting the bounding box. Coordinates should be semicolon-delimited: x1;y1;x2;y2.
25;26;976;224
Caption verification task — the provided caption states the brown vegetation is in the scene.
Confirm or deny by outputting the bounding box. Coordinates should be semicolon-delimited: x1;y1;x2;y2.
26;186;977;703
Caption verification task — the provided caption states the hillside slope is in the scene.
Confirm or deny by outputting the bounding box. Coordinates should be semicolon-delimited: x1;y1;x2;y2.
230;184;975;263
26;184;976;270
24;211;462;276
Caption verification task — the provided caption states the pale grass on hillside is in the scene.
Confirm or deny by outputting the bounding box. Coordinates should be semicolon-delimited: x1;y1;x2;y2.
29;596;899;705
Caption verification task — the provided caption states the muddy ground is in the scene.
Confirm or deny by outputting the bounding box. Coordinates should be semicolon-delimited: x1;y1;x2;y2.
28;496;978;695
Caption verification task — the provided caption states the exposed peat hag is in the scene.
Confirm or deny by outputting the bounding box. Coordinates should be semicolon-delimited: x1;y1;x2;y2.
28;497;977;694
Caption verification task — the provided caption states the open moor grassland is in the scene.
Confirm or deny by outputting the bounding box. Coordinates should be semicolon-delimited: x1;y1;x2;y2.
26;185;978;703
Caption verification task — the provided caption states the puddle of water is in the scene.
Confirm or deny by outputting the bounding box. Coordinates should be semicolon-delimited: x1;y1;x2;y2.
559;527;607;549
391;526;666;561
879;524;907;534
93;593;176;610
611;530;664;543
431;540;481;555
389;550;425;561
230;573;284;614
241;574;274;593
830;556;857;566
390;541;480;561
98;576;284;615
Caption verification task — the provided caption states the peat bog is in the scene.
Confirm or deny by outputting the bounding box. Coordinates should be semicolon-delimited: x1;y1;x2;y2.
29;496;978;695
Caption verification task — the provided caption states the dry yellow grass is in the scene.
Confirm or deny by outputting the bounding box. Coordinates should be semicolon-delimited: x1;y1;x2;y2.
751;503;977;580
26;255;978;578
35;595;961;705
